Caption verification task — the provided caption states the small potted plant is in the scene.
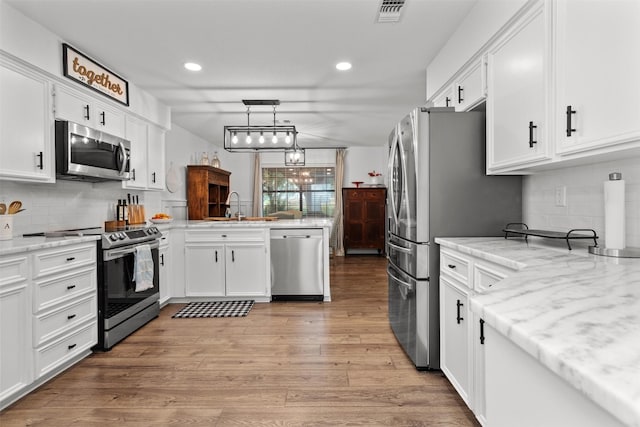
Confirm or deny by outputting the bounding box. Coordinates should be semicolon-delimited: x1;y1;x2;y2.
368;170;382;185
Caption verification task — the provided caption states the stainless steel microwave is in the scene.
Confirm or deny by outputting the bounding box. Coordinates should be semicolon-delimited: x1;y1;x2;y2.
55;120;131;182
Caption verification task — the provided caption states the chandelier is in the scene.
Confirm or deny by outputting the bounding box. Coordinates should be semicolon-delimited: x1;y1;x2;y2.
224;99;298;152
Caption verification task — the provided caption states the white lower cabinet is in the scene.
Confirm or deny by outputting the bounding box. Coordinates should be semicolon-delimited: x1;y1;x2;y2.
439;275;471;404
158;231;171;305
184;229;270;300
0;255;32;405
439;246;515;426
0;241;97;410
484;324;625;427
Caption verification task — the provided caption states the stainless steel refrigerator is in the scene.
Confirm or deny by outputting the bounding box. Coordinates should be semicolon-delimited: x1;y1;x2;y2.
386;107;522;370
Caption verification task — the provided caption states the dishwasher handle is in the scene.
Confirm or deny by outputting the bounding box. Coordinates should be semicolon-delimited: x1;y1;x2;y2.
282;235;312;239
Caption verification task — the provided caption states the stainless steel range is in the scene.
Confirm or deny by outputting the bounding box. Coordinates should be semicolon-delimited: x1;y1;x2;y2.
25;225;162;350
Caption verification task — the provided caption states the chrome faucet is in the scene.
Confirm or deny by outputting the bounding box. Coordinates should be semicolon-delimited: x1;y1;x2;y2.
228;191;241;221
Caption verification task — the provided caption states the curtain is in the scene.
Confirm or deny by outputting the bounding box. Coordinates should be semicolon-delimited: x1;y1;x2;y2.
252;152;261;217
333;148;346;256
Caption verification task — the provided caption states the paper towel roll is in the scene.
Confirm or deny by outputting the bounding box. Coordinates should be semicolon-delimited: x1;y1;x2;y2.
604;173;625;249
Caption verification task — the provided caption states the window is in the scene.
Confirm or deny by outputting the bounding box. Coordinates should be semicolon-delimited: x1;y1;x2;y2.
262;167;335;218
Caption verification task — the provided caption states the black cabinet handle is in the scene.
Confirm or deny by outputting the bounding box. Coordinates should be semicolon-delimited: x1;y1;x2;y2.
66;284;76;290
67;314;76;320
457;85;464;103
232;250;235;262
215;250;218;263
36;151;43;170
456;299;464;324
566;105;576;137
68;343;77;350
66;257;75;262
528;121;537;148
84;105;90;120
152;172;156;183
221;234;227;238
445;96;451;107
100;111;106;126
131;168;136;181
447;264;456;269
160;253;165;266
480;319;485;345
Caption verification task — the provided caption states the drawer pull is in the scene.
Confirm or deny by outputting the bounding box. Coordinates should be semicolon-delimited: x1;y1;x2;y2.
67;314;76;320
66;285;76;290
66;257;76;262
67;343;77;350
221;234;227;238
456;299;464;324
447;264;456;269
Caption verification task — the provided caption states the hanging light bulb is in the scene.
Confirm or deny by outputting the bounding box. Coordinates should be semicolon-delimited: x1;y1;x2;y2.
285;131;291;144
246;132;252;144
232;132;238;144
259;131;265;144
272;132;278;144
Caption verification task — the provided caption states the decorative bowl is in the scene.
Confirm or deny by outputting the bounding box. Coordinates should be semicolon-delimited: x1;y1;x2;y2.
149;217;173;224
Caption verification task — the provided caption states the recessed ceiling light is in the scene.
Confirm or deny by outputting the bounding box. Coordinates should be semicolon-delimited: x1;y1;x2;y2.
336;62;352;71
184;62;202;71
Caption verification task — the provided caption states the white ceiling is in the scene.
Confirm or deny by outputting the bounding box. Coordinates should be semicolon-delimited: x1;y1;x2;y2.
6;0;476;148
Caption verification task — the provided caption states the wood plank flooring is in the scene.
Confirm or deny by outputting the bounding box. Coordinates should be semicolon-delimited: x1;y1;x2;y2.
1;255;479;426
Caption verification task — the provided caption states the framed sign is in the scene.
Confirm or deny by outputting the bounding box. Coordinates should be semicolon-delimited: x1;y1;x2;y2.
62;43;129;106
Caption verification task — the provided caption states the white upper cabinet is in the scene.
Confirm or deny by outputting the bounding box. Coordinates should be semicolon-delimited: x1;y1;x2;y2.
554;0;640;157
486;2;551;173
147;125;166;191
432;85;455;108
0;57;54;183
123;116;148;189
454;58;486;112
54;85;125;138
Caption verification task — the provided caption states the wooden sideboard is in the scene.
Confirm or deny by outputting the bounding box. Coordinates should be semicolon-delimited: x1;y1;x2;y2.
342;187;386;255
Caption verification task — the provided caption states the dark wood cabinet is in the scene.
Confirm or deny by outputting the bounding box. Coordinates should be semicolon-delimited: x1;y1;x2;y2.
342;187;386;254
187;165;231;220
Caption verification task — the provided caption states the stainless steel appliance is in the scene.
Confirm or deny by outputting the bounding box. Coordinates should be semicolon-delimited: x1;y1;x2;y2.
24;225;162;350
387;107;522;370
270;228;324;301
55;120;131;182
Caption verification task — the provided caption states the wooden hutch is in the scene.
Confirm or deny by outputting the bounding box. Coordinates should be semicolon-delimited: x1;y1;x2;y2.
187;165;231;220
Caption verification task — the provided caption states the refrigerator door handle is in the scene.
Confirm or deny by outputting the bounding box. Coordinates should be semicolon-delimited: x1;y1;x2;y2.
387;241;412;254
387;127;401;229
386;265;414;290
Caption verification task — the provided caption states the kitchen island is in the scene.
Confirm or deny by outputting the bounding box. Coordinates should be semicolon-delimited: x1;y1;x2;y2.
436;237;640;427
156;218;334;303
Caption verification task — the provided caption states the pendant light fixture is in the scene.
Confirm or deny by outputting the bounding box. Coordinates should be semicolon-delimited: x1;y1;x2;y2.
224;100;297;152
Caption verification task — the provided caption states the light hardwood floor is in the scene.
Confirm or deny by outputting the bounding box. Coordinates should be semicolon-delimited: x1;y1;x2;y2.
1;255;479;426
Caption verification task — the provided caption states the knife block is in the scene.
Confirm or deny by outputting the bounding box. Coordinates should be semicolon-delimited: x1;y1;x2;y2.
127;205;146;225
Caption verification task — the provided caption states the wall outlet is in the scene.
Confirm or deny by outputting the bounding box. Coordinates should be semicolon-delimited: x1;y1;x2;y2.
555;186;567;207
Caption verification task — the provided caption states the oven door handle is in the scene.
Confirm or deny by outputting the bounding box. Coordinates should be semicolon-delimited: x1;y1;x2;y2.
103;240;159;261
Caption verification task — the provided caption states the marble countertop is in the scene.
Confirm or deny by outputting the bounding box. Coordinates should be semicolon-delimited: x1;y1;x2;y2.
0;235;100;256
2;219;333;256
157;218;334;230
436;237;640;427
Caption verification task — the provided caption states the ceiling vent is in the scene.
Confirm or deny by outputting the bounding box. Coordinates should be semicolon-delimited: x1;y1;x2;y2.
376;0;406;23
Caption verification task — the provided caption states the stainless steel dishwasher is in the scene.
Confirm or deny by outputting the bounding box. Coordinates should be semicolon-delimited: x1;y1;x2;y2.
270;228;324;301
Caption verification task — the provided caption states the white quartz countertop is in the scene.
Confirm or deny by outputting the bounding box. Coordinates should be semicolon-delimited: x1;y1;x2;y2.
0;235;100;256
435;237;640;427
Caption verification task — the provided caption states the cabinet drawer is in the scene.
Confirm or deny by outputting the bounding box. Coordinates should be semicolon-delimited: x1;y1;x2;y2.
0;255;28;287
32;243;96;278
474;262;511;292
440;249;471;287
343;189;385;200
33;266;96;312
34;322;96;379
185;229;265;243
34;293;97;346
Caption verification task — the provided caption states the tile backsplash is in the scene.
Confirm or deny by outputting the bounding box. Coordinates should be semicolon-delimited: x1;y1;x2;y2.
0;180;162;236
523;155;640;248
